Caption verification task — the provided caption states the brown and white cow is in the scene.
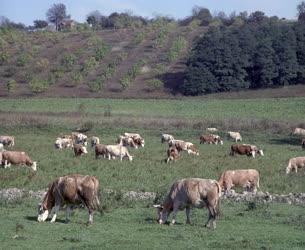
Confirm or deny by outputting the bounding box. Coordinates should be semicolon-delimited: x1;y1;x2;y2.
73;144;88;157
0;143;4;152
106;145;133;161
154;178;221;229
168;140;199;156
228;131;242;142
123;133;145;147
218;169;260;194
37;174;100;224
0;136;15;147
117;136;138;148
293;128;305;136
200;134;223;145
161;134;174;144
301;139;305;150
1;151;37;171
75;133;88;146
286;157;305;174
230;144;263;158
166;146;179;163
55;138;73;150
95;144;107;159
91;136;100;148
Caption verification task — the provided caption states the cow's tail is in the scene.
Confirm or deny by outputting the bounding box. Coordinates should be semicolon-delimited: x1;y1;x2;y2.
214;181;222;217
92;177;101;213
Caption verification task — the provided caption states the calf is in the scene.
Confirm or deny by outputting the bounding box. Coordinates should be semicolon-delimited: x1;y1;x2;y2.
218;169;260;194
37;174;100;224
166;146;179;163
161;134;174;143
228;131;242;142
168;140;199;156
286;157;305;174
106;145;133;161
73;144;88;157
200;134;223;145
95;144;107;159
0;136;15;147
154;178;221;229
117;136;137;148
1;151;37;171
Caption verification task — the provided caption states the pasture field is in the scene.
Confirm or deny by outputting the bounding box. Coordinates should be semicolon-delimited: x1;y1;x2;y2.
1;97;305;249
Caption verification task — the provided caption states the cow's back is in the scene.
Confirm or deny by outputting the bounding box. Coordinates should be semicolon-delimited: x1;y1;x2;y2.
2;151;27;164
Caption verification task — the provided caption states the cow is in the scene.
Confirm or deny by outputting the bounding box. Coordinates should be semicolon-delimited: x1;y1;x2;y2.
286;157;305;174
55;138;73;149
200;134;223;145
293;128;305;136
0;136;15;147
73;144;88;157
105;145;133;161
153;178;221;229
91;136;100;148
228;131;242;142
37;174;100;224
95;144;107;159
75;133;88;146
206;128;218;132
123;133;145;147
218;169;260;194
117;136;138;148
0;143;4;152
166;146;179;163
301;139;305;150
161;134;174;144
168;140;199;155
1;151;37;171
230;144;263;158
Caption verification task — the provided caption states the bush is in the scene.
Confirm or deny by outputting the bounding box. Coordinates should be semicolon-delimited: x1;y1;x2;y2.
87;77;104;92
82;57;98;74
0;51;9;65
3;67;16;78
153;63;167;75
35;58;50;72
61;53;76;71
16;53;31;67
120;75;132;89
94;45;110;61
166;36;187;62
65;72;83;87
147;78;164;90
6;79;17;93
29;78;48;93
133;31;145;44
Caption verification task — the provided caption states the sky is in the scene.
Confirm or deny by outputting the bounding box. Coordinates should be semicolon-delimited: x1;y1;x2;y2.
1;0;301;26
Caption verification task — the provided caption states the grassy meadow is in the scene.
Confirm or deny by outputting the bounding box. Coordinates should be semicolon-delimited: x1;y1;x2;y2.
1;97;305;249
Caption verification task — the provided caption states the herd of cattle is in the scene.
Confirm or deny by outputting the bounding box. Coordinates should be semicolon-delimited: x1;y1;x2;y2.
0;126;305;227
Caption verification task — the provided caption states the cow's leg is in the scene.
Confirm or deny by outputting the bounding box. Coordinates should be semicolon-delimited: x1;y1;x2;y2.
205;205;216;229
171;202;180;225
65;205;73;223
50;204;60;223
185;207;191;224
108;153;111;160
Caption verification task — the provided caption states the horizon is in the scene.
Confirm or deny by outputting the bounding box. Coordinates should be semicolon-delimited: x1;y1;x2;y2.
1;0;301;26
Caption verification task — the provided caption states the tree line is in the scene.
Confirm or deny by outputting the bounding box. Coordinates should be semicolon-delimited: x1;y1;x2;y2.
181;10;305;95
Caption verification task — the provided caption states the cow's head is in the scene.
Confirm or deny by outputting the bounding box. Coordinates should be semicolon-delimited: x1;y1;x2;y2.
37;203;49;222
258;150;264;156
153;204;168;224
128;155;133;161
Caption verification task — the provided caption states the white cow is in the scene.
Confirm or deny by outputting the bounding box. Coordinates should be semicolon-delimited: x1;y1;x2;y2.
228;131;242;142
106;145;133;161
161;134;174;143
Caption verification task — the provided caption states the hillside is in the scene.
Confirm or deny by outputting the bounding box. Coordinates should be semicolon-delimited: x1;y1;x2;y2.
0;24;208;98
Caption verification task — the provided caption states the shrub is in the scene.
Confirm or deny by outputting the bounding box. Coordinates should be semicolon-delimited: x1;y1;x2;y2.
0;51;9;65
61;53;76;71
6;79;17;93
87;77;104;92
129;59;146;79
94;45;110;61
153;63;167;75
147;78;164;90
35;58;50;72
120;75;132;89
82;57;98;74
16;53;31;67
166;36;187;62
52;65;65;79
133;31;145;44
29;78;48;93
86;35;104;47
3;67;16;78
65;72;83;87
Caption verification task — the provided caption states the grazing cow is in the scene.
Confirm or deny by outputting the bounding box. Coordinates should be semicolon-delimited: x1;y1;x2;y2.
230;144;263;158
91;136;100;147
166;146;179;163
200;134;223;145
301;139;305;150
73;144;88;157
168;140;199;155
218;169;260;194
286;157;305;174
37;174;100;224
153;178;221;229
1;151;37;171
95;144;107;159
117;136;138;148
75;133;88;146
206;128;218;132
161;134;174;143
293;128;305;136
228;131;242;142
0;136;15;147
55;138;73;149
124;133;145;147
106;145;133;161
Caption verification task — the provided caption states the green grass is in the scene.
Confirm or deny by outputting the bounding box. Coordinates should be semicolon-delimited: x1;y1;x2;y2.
0;199;304;250
1;97;305;122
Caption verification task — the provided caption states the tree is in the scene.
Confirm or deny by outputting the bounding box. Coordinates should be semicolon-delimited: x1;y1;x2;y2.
86;10;102;29
46;3;69;31
34;20;48;29
248;11;267;24
191;6;212;26
297;1;305;22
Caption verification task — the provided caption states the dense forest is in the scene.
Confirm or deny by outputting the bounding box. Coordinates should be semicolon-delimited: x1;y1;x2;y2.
181;12;305;95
